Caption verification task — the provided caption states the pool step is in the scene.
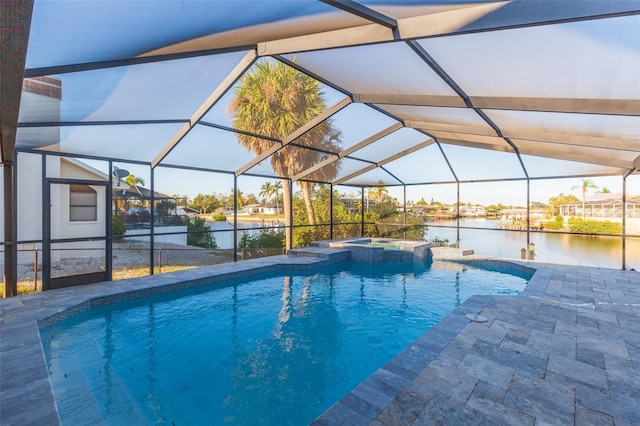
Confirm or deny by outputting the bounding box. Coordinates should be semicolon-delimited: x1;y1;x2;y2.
431;247;475;259
288;247;351;262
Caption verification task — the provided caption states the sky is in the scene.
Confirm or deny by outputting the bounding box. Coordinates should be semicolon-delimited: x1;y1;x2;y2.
91;156;639;207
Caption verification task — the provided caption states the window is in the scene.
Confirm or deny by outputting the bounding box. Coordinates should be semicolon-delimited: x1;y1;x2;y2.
70;184;97;221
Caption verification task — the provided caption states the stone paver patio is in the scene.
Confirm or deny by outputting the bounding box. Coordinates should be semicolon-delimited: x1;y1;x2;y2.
316;261;640;425
1;248;639;425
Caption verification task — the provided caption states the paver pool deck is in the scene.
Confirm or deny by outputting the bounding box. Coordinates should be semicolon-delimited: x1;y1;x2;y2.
1;248;639;425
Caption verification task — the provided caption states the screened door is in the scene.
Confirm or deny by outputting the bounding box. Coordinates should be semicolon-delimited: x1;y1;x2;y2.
43;178;111;290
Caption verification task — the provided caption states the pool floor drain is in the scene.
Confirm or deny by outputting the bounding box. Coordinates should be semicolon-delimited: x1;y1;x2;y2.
466;314;488;323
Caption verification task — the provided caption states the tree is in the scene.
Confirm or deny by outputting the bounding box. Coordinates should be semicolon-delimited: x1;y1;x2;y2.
228;189;245;209
245;193;259;206
273;180;282;215
548;192;580;216
368;183;389;205
186;217;217;248
259;182;274;205
120;174;146;212
572;179;599;218
189;193;223;214
229;59;341;248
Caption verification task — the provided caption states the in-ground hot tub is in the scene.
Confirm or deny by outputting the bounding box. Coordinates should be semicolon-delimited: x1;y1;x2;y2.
311;238;434;263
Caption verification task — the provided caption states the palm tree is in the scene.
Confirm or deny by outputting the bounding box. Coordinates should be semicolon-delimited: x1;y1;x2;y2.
229;188;245;209
259;182;273;205
368;183;389;204
273;180;282;216
121;174;146;212
229;59;341;248
572;179;598;218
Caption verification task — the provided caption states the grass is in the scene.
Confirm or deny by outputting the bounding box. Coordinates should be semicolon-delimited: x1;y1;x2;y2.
0;280;41;298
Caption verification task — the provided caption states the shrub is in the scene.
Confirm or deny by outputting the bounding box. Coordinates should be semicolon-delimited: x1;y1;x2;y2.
238;228;285;258
211;214;227;221
429;236;456;247
112;217;126;238
567;218;621;235
186;216;217;248
544;215;564;230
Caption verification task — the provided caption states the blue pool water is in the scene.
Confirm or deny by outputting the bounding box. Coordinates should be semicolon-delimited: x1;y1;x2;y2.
41;261;530;425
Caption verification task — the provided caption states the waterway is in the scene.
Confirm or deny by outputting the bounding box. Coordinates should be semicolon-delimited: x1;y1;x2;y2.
425;219;640;270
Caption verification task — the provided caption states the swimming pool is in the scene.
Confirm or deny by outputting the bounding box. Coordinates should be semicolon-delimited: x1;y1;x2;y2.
40;261;530;425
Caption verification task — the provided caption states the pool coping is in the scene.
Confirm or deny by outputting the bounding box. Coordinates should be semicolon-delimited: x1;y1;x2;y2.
311;258;542;425
1;250;637;425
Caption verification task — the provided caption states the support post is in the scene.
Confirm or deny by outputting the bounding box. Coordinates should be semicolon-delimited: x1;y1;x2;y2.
403;185;407;240
3;160;17;296
329;183;334;240
33;248;38;291
361;187;365;237
150;166;155;274
456;182;460;246
1;0;34;296
233;176;238;262
288;178;293;250
42;158;50;291
526;179;531;247
106;160;113;281
622;175;627;270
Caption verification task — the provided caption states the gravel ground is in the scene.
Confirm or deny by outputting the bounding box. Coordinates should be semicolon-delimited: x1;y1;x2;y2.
9;241;234;285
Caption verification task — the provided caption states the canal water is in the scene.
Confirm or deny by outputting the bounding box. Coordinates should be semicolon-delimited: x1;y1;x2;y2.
425;219;640;270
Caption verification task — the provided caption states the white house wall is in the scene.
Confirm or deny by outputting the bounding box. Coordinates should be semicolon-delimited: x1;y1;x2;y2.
13;152;61;243
52;159;107;241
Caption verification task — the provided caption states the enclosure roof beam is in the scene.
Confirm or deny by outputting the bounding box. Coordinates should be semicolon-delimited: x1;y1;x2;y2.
291;122;403;182
437;138;514;154
471;97;640;117
354;94;466;108
235;95;352;177
258;23;393;56
517;147;631;169
24;44;256;78
426;128;639;153
151;50;257;168
18;119;189;127
355;93;640;117
333;139;433;185
404;120;499;138
504;132;640;152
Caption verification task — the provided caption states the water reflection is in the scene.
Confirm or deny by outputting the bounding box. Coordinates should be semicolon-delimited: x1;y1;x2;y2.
225;274;343;425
